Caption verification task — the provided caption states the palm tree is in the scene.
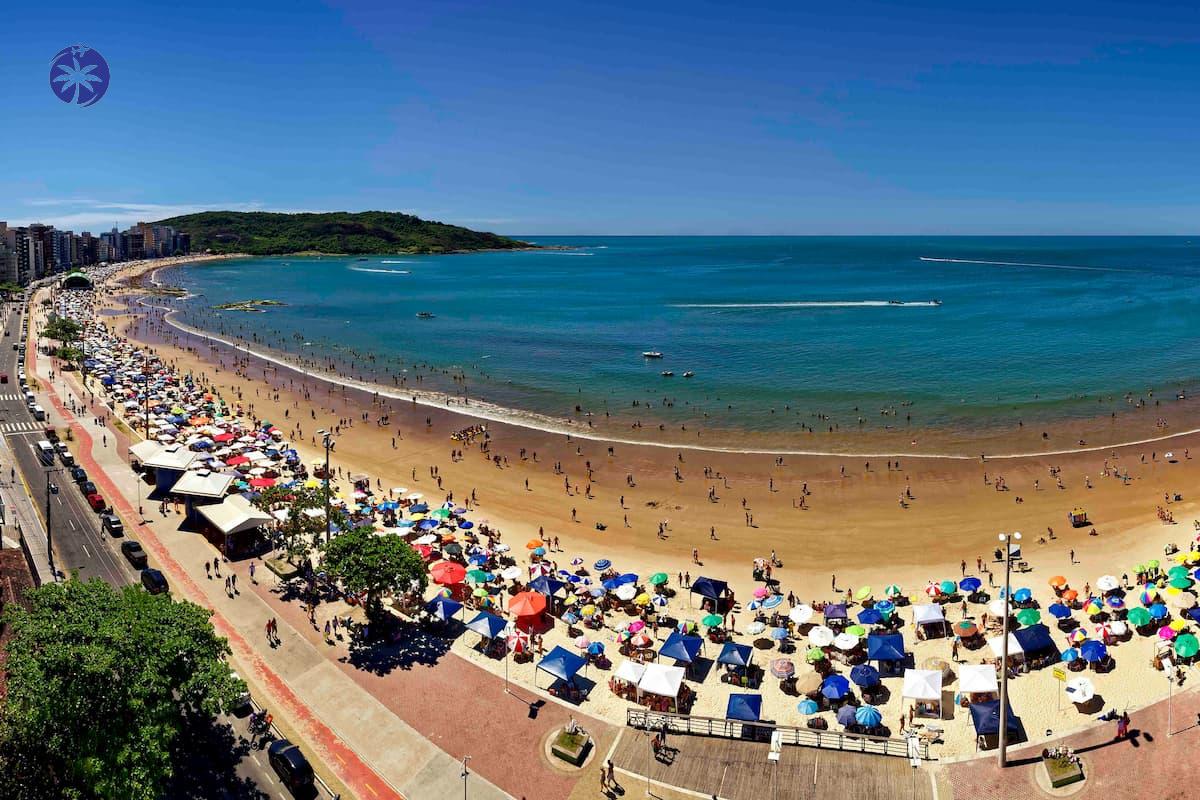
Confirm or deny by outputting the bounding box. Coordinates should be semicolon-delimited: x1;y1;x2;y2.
52;57;103;104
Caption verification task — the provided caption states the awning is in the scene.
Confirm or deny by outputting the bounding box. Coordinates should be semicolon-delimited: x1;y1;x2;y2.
170;469;234;499
638;663;685;698
912;604;945;624
958;664;998;694
464;611;506;639
196;494;273;535
725;693;762;722
901;668;942;701
717;642;752;667
129;440;161;462
659;631;703;664
866;632;906;661
537;646;586;683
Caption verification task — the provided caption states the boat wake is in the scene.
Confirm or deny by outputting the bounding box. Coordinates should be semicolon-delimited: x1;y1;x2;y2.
670;300;940;309
348;266;411;275
380;260;413;264
919;256;1132;273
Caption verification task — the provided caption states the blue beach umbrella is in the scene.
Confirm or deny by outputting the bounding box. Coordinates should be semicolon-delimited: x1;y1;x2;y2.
1061;648;1079;663
594;559;612;571
1048;603;1072;620
849;664;880;687
854;705;883;727
874;600;895;617
959;577;982;592
1013;588;1033;603
797;699;819;715
1105;595;1125;609
468;555;488;566
763;594;784;609
458;520;474;529
587;641;605;656
1080;640;1108;663
1150;603;1169;620
769;627;788;641
821;675;850;700
836;705;859;727
532;547;546;556
857;608;884;625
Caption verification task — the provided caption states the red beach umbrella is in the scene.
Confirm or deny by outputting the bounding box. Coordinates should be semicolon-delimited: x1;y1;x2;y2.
431;561;467;585
509;591;547;617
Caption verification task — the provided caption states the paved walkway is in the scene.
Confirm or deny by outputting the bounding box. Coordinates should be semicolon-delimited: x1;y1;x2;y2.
943;685;1200;800
32;294;611;800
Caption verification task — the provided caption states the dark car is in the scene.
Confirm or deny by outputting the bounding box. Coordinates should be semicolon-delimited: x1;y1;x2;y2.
140;568;168;594
79;480;97;496
70;466;88;484
86;493;106;513
267;740;314;792
120;540;147;568
101;514;124;537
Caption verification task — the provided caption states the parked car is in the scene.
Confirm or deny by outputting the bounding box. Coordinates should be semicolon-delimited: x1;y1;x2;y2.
267;740;314;792
140;568;168;594
70;466;88;484
86;493;106;512
120;540;147;568
79;480;97;495
101;514;124;537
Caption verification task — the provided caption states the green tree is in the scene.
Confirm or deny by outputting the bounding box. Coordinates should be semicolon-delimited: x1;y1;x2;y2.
55;345;85;368
252;484;346;564
43;316;83;344
0;578;243;800
321;526;427;616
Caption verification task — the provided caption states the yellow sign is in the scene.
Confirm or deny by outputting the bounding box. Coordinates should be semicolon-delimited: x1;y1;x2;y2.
1052;667;1066;682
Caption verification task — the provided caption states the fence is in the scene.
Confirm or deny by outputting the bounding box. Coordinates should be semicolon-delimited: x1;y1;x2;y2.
626;707;930;760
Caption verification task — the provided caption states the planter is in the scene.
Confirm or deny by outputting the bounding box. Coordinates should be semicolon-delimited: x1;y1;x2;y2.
550;729;592;767
1041;756;1084;789
264;557;301;581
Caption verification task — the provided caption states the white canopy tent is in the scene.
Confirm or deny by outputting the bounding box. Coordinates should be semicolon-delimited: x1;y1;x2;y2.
986;633;1024;659
638;664;685;699
614;660;647;685
197;494;274;536
958;664;999;695
902;668;943;718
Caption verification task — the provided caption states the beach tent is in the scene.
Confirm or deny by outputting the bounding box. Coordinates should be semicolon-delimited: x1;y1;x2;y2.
725;694;763;722
614;660;647;686
902;669;943;718
970;700;1020;736
823;603;848;622
958;664;999;695
913;604;950;638
659;631;704;664
717;642;753;667
1013;624;1059;664
690;576;729;602
866;632;906;663
464;611;507;641
536;646;586;687
528;575;567;597
638;663;686;702
425;595;463;621
986;633;1024;659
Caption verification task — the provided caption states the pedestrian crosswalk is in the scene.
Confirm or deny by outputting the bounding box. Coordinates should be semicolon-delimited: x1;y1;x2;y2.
0;393;23;401
1;421;44;434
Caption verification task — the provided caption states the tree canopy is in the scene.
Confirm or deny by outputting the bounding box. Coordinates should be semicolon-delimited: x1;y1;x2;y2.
43;316;83;343
252;484;347;563
154;210;535;255
0;579;244;800
321;527;427;614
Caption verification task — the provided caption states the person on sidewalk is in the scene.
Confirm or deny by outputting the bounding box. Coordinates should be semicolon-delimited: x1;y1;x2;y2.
230;573;238;593
205;562;211;579
213;557;221;577
249;561;256;584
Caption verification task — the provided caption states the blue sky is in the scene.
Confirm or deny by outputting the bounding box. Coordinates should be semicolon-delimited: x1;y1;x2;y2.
3;0;1199;234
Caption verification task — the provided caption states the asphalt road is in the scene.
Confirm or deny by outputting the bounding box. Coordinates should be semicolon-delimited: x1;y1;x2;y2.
15;296;323;800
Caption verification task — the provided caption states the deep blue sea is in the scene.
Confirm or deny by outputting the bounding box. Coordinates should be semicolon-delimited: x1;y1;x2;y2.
159;236;1200;439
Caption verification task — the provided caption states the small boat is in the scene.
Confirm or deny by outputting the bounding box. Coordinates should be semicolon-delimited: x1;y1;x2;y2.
661;370;674;377
683;371;695;378
356;257;369;261
931;299;942;306
642;351;663;359
416;311;435;319
888;300;904;305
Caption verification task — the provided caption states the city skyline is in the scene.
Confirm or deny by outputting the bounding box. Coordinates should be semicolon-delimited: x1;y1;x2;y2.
3;1;1200;235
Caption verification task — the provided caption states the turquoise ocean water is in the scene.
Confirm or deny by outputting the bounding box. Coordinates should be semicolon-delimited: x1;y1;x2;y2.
159;237;1200;440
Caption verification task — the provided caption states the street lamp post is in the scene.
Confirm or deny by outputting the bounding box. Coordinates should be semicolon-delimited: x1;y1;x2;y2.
45;467;63;579
460;755;471;800
997;530;1021;767
317;430;333;543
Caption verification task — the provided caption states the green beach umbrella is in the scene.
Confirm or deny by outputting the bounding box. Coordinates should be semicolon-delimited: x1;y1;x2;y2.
649;572;669;585
466;569;491;584
1175;633;1199;659
1168;565;1189;579
884;584;903;597
472;587;489;597
1016;608;1041;626
845;624;867;637
939;580;957;595
805;647;826;663
1170;577;1194;590
854;586;872;601
702;613;723;627
430;508;451;520
1127;607;1152;627
1147;560;1160;570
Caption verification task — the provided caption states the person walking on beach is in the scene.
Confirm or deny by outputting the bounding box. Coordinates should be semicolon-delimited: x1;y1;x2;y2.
1069;549;1076;564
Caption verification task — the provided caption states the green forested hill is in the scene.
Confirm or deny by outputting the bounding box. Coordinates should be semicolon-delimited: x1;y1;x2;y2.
154;211;533;255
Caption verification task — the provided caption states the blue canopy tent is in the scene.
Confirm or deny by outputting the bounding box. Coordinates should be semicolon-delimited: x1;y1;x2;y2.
970;700;1020;738
660;631;704;664
690;576;729;604
529;576;567;597
536;645;587;689
866;633;906;662
426;595;463;621
717;642;753;667
1013;624;1059;664
824;603;849;622
464;611;507;641
725;693;762;722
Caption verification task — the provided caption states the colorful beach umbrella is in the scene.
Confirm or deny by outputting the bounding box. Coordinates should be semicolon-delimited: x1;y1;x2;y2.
702;613;724;627
1175;633;1199;658
430;561;466;585
854;705;883;727
954;620;978;637
797;699;819;715
1016;609;1042;626
648;572;669;585
959;577;982;592
939;580;957;595
762;594;784;609
1127;607;1152;627
884;584;903;598
1048;603;1072;620
805;647;826;663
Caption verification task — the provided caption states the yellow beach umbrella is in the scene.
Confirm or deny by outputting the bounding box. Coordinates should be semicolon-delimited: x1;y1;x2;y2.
1170;619;1189;632
580;604;597;617
634;593;652;606
563;595;577;606
410;513;427;521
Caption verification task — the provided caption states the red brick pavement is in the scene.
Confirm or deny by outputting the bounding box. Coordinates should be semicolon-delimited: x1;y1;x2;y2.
36;350;404;800
945;688;1200;800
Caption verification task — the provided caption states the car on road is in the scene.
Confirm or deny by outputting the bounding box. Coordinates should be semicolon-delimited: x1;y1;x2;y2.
86;492;106;512
101;514;124;537
267;740;315;792
0;373;7;383
79;480;97;495
140;568;168;594
120;540;147;568
70;466;88;484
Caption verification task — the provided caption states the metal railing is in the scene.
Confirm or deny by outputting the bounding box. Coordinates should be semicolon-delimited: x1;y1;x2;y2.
626;708;930;760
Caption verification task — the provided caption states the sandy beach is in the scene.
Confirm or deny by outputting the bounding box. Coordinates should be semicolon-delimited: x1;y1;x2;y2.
89;256;1200;757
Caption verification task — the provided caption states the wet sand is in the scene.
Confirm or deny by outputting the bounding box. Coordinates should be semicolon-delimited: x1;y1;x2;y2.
98;258;1200;609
